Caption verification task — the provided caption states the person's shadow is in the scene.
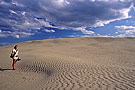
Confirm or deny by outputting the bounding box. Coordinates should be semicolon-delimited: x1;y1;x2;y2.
0;68;13;71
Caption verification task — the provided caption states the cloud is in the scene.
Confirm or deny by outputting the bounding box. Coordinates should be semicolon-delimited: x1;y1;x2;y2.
44;29;55;33
115;25;135;37
75;27;94;34
115;25;135;30
0;29;33;38
0;30;11;38
35;0;133;28
0;0;135;38
9;10;17;14
10;31;34;38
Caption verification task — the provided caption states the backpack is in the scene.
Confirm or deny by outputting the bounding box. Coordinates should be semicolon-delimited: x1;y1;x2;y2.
10;53;14;58
10;50;16;58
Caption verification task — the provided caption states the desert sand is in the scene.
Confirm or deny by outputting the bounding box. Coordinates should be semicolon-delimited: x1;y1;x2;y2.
0;37;135;90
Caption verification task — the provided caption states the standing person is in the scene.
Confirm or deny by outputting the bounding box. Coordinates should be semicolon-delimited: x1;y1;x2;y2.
10;45;21;70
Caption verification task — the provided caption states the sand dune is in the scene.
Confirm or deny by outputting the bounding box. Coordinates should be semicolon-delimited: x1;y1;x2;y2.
0;37;135;90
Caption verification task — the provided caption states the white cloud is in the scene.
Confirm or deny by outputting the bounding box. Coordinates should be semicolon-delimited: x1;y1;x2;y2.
68;35;80;38
45;29;55;33
53;0;70;7
15;35;19;38
37;19;54;28
91;0;132;2
75;27;94;34
0;1;10;5
0;30;12;37
11;32;34;38
9;10;17;14
11;0;24;7
115;25;135;30
96;34;115;37
0;30;34;38
115;25;135;37
21;11;26;16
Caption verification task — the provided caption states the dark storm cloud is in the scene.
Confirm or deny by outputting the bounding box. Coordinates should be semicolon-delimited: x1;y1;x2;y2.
0;0;134;38
26;0;133;27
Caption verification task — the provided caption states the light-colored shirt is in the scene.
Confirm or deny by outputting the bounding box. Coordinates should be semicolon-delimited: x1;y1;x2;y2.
13;49;19;57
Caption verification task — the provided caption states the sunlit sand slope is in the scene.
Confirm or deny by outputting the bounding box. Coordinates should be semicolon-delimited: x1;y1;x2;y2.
0;37;135;90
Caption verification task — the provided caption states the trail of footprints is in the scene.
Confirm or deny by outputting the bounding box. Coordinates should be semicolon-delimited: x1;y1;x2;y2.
18;56;135;90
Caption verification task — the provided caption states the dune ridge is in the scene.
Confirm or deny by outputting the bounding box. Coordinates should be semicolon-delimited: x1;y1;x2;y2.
0;37;135;90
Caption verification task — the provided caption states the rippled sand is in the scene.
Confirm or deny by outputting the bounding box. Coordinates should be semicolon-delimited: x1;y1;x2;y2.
0;37;135;90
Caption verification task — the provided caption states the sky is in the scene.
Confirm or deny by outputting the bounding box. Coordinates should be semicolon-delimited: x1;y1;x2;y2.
0;0;135;46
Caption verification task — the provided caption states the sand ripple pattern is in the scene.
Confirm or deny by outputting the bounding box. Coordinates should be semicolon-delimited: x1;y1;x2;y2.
17;56;135;90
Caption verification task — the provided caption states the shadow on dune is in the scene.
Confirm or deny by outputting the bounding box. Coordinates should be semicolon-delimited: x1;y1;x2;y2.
18;63;54;76
0;68;13;71
45;69;52;76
